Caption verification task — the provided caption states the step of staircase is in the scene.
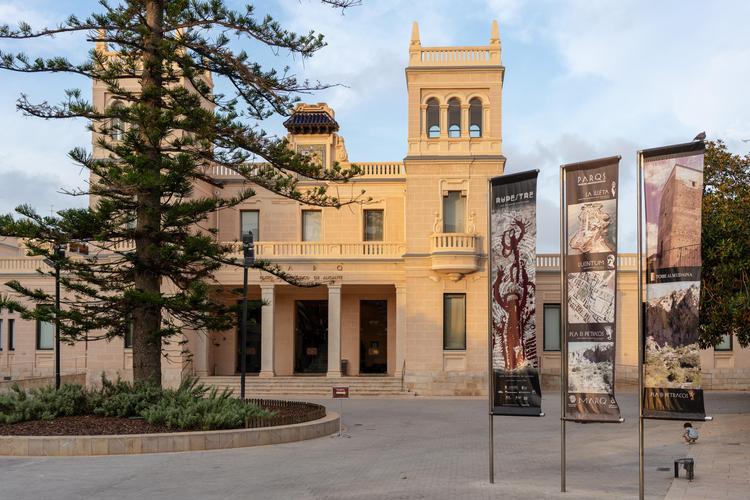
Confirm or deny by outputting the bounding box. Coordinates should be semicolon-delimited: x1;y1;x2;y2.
200;376;412;398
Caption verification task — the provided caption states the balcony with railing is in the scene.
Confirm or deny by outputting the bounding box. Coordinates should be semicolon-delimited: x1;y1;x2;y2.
206;162;405;182
354;162;405;179
408;21;501;68
429;233;480;279
225;241;406;261
412;46;500;67
0;257;49;274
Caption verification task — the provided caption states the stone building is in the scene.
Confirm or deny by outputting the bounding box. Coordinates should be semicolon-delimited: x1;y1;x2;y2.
0;22;748;395
656;164;703;269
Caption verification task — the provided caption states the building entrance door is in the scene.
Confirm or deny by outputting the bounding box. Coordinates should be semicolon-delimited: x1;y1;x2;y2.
294;300;328;374
360;300;388;374
236;300;262;374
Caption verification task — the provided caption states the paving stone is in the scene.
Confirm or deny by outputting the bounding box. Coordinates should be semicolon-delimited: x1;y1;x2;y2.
0;391;746;500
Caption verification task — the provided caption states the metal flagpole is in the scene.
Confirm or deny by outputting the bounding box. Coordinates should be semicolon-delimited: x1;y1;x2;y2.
489;413;494;483
559;165;567;493
487;178;495;484
637;152;645;500
54;245;62;390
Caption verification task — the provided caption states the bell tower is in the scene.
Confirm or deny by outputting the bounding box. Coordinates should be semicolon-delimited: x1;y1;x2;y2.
405;20;504;158
402;22;506;389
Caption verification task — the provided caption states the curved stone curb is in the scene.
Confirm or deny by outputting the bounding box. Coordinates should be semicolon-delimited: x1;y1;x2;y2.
0;412;339;457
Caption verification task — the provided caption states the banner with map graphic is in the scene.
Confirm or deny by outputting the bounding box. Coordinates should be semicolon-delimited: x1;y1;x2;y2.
563;157;622;422
642;142;706;420
489;171;542;416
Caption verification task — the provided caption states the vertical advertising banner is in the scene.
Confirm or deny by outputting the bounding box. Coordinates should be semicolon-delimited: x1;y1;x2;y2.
642;142;706;420
563;157;622;422
489;171;542;416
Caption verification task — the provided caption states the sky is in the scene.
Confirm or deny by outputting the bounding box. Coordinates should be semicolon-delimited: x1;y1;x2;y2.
0;0;749;252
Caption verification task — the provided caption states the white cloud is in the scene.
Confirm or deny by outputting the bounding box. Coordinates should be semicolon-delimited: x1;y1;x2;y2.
0;169;86;215
485;0;526;24
0;3;53;31
0;2;87;56
0;0;747;253
536;0;750;144
0;108;89;185
275;1;460;113
505;134;639;252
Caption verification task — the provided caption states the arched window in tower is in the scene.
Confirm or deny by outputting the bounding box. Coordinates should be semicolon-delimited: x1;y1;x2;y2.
426;98;440;138
448;98;461;138
469;98;482;138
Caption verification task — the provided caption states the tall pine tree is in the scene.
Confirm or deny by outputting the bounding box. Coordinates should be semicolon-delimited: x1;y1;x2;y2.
0;0;363;386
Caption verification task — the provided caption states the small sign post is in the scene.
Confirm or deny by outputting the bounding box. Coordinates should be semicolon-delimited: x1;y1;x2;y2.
332;386;349;437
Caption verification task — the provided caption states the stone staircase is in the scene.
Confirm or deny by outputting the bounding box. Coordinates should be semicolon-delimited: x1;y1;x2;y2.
200;375;413;398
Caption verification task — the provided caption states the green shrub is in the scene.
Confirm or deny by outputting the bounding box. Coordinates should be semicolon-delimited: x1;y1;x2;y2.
88;376;162;418
0;384;89;424
0;376;272;430
140;378;272;431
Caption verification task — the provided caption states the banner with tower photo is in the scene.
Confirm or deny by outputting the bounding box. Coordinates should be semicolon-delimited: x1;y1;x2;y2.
489;171;542;416
642;142;706;420
563;157;622;422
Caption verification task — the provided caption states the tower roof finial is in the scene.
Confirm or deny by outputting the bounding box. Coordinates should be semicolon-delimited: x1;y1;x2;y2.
411;21;420;47
490;20;500;46
96;28;107;53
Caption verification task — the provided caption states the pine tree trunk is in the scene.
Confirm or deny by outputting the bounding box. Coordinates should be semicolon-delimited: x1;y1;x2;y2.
132;0;165;386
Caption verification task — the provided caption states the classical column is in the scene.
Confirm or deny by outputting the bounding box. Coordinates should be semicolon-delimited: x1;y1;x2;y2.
394;284;407;377
194;327;210;377
327;284;342;377
461;104;470;139
259;283;275;378
439;104;448;138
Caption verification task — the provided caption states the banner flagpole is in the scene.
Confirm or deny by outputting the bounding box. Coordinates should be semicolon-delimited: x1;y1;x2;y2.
489;413;494;483
487;178;495;484
637;151;645;500
559;164;567;493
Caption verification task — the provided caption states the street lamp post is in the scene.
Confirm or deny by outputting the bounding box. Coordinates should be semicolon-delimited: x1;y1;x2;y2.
240;233;254;400
44;244;65;390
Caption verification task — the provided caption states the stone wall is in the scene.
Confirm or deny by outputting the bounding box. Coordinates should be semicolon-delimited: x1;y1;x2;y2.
0;373;86;393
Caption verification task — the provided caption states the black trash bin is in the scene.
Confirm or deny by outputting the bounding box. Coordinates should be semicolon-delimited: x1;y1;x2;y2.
340;359;349;376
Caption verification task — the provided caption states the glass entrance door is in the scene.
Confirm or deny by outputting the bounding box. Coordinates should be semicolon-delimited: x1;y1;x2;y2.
236;300;262;374
360;300;388;374
294;300;328;374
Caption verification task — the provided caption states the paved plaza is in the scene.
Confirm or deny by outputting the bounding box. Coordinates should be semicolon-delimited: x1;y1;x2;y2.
0;391;747;500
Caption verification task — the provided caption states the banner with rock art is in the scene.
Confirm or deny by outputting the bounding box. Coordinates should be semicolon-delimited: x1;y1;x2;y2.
489;171;542;416
642;142;706;420
563;157;622;422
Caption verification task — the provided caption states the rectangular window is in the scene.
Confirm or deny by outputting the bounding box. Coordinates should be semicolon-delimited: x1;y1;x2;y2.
543;304;561;351
36;309;54;350
8;319;14;351
0;319;3;351
363;209;384;241
442;191;466;233
125;321;133;349
715;334;733;351
443;294;466;350
302;210;322;242
240;210;259;241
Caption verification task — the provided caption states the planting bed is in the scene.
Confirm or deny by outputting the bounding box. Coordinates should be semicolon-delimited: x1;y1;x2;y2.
0;400;325;436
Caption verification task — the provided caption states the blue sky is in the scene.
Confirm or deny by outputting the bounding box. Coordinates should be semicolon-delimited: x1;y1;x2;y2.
1;0;749;251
